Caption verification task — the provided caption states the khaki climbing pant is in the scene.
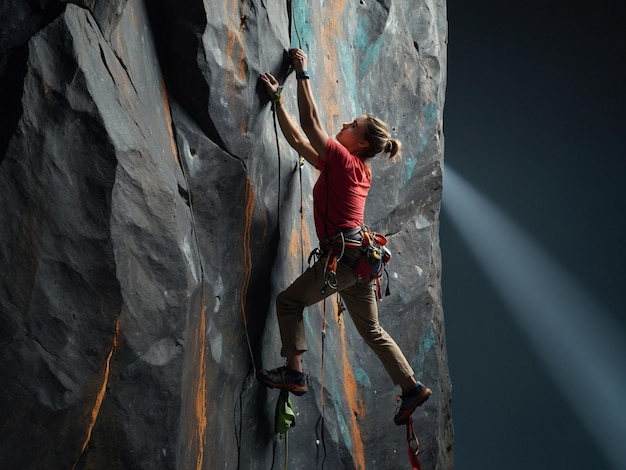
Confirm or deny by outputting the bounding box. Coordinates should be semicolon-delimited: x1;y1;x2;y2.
276;254;415;386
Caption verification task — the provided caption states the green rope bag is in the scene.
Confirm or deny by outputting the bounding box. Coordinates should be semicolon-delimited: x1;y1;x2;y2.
275;389;296;434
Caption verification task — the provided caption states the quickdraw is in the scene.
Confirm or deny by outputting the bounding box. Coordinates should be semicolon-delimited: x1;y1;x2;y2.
322;249;338;294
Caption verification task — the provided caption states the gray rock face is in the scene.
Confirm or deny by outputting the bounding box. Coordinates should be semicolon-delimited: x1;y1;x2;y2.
0;0;452;468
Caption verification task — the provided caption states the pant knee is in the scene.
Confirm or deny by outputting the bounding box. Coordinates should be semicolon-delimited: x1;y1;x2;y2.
276;289;303;319
358;324;387;346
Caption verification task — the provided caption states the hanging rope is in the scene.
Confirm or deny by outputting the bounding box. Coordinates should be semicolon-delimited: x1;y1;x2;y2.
240;179;257;367
289;0;306;274
272;96;283;233
320;297;329;466
299;157;305;272
275;3;333;468
314;163;333;467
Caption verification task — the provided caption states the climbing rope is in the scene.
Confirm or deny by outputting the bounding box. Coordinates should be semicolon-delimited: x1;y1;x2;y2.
317;296;328;467
299;156;305;272
288;0;306;273
272;96;282;231
269;3;337;468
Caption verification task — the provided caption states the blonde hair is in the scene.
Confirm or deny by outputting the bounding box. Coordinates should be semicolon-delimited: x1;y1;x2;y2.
363;114;401;160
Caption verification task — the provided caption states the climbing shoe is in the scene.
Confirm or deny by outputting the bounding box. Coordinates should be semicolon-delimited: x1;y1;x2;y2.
394;382;432;425
257;365;308;396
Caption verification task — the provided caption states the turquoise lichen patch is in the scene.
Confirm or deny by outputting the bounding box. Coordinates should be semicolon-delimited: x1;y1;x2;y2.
291;2;313;48
402;102;438;187
353;366;372;387
418;102;437;153
402;156;418;187
413;323;435;366
422;324;435;353
355;15;384;76
338;40;360;113
330;379;352;449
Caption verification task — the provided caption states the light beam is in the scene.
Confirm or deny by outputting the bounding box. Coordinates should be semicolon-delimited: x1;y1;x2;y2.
442;166;626;470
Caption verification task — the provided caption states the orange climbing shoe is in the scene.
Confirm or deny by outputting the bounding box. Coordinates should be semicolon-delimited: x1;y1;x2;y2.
257;365;308;396
394;382;432;425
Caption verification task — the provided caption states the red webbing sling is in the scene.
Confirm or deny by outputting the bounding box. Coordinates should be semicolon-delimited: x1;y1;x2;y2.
406;416;422;470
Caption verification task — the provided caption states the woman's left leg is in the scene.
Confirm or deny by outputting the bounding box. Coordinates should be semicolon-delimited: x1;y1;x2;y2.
338;273;415;386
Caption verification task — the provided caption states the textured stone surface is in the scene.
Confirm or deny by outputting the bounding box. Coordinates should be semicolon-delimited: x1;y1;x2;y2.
0;0;452;468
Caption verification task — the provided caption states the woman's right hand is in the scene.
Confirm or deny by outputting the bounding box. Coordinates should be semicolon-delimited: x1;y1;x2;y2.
259;72;280;96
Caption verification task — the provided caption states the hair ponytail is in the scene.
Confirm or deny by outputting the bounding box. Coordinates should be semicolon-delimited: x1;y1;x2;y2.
384;138;401;160
364;114;401;160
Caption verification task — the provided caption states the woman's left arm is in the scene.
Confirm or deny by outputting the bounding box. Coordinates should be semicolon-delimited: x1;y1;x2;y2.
260;72;319;167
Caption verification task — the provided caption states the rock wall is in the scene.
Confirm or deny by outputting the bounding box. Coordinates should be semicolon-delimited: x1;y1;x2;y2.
0;0;452;468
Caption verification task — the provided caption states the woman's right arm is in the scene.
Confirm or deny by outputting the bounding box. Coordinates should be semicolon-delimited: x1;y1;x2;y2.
260;72;319;167
289;48;329;161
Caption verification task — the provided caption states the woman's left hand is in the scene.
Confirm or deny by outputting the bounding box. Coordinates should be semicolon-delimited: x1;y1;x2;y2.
259;72;280;96
289;48;307;73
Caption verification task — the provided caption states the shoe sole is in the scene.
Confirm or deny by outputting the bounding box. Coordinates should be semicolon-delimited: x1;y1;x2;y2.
261;379;308;396
394;387;432;425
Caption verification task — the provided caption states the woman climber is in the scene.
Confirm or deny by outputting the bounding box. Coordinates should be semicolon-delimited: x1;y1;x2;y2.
257;48;431;425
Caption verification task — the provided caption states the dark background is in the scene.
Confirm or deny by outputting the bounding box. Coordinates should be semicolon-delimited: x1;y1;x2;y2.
441;1;625;469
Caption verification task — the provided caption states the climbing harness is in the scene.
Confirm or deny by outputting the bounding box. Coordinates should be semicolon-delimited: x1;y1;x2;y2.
406;416;423;470
312;225;392;300
310;226;363;295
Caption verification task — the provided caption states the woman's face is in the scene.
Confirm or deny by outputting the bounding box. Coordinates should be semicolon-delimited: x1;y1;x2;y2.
336;115;370;154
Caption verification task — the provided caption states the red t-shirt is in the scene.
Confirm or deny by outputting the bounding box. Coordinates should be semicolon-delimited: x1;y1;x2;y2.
313;139;371;240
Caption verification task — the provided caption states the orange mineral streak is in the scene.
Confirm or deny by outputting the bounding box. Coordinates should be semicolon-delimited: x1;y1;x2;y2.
161;76;179;164
225;28;247;83
240;179;254;334
225;20;248;136
73;318;121;470
289;226;312;259
222;0;248;83
193;302;208;470
339;318;366;470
